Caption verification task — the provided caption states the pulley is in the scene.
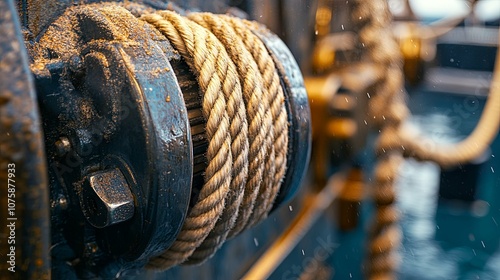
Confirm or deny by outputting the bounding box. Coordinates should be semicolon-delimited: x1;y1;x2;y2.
23;2;310;277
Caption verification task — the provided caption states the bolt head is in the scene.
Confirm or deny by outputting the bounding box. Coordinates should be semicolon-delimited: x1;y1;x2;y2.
81;168;134;228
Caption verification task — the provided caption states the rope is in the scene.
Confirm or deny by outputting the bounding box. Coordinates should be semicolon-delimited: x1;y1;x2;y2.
140;11;288;270
397;39;500;167
186;12;273;263
224;16;288;231
351;1;406;279
142;11;239;269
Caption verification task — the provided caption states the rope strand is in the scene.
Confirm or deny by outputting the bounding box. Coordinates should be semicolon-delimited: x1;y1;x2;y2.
354;0;500;278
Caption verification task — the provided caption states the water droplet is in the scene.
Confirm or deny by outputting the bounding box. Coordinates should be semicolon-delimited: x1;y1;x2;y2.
254;238;259;246
491;167;495;173
301;249;305;255
367;92;371;98
341;24;345;30
450;58;455;63
481;241;485;248
289;205;293;211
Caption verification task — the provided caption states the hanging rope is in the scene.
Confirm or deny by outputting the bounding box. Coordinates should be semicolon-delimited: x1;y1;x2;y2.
350;1;407;279
140;10;288;270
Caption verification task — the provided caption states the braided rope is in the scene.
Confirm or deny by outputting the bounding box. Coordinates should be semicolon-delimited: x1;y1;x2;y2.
142;11;242;269
351;1;406;279
186;12;273;263
140;11;289;270
225;16;289;230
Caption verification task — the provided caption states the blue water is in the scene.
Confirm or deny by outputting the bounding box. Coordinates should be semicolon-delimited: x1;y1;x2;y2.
396;90;500;280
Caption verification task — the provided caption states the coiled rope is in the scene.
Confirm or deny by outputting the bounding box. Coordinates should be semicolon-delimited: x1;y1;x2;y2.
353;1;500;279
140;11;288;270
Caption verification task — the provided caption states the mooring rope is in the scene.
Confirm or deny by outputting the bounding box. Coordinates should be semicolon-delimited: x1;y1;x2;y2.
221;15;288;232
140;10;288;270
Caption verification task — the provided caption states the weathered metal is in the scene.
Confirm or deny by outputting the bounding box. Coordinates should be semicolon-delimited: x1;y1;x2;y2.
31;5;193;277
80;168;135;228
5;1;311;277
0;0;50;278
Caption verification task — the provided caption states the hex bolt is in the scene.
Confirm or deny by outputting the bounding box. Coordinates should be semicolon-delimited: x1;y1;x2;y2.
55;137;71;156
81;168;134;228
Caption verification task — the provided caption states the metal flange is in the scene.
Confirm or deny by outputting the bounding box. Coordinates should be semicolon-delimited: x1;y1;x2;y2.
30;5;192;274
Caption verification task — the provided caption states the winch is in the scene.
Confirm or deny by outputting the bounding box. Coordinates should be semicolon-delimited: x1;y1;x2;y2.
0;1;310;278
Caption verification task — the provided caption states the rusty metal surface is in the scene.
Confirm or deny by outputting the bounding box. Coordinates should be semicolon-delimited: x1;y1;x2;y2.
0;0;50;278
30;4;192;277
11;1;312;276
16;0;234;38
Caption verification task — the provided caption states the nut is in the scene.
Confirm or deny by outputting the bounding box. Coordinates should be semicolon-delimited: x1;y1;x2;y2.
81;168;134;228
